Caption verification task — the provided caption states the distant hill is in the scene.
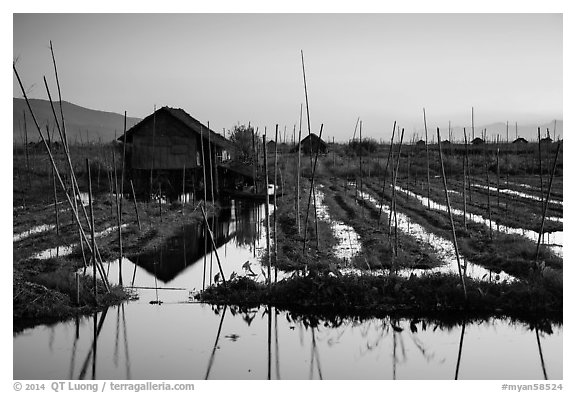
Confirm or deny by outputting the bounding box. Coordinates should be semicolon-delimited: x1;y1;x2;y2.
13;98;141;144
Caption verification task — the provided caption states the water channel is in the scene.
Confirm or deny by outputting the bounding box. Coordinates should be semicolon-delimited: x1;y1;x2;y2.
13;199;562;379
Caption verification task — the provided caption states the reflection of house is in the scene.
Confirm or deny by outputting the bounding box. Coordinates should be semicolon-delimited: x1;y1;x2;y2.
293;133;328;154
118;107;234;199
512;137;528;144
131;202;263;283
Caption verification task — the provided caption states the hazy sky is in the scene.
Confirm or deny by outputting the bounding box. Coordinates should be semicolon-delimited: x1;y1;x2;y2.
13;13;562;141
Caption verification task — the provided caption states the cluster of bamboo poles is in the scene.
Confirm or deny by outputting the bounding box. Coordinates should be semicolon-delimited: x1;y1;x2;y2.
13;42;116;302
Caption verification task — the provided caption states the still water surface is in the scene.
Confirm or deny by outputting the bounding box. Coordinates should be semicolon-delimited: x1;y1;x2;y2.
13;199;562;380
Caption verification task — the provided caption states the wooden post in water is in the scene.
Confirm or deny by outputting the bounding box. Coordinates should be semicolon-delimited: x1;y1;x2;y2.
87;159;97;303
423;108;431;210
437;128;467;297
130;180;141;230
377;121;396;226
535;142;561;259
359;120;363;214
274;125;279;283
263;132;271;287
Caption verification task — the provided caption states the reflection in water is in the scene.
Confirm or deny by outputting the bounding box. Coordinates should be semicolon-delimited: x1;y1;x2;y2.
13;303;562;380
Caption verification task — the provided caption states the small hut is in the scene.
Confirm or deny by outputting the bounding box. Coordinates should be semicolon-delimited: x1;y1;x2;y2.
471;137;485;145
512;137;528;144
118;106;234;199
294;133;328;155
540;136;553;144
415;140;426;146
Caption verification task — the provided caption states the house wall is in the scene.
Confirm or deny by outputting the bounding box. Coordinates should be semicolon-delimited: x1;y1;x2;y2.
131;111;201;170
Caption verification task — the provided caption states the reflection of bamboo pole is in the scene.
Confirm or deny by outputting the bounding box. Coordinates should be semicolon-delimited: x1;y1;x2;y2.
205;305;227;380
535;327;549;380
454;321;466;380
536;142;561;259
267;305;272;380
437;128;467;300
200;206;226;286
377;122;396;226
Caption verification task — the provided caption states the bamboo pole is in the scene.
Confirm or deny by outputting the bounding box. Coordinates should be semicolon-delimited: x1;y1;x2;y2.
437;128;467;300
52;166;60;236
538;127;545;216
263;132;271;287
390;129;404;257
200;206;227;287
345;118;360;192
535;142;561;259
120;111;127;216
200;125;208;203
23;110;31;189
485;155;493;240
377;121;396;226
130;180;141;230
302;125;324;253
296;105;303;235
465;128;472;204
423;108;431;210
471;107;475;141
207;121;215;204
113;150;123;285
274;125;279;283
462;129;467;230
87;159;97;303
182;164;186;211
150;106;156;199
50;41;68;150
359;120;363;215
496;140;501;234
